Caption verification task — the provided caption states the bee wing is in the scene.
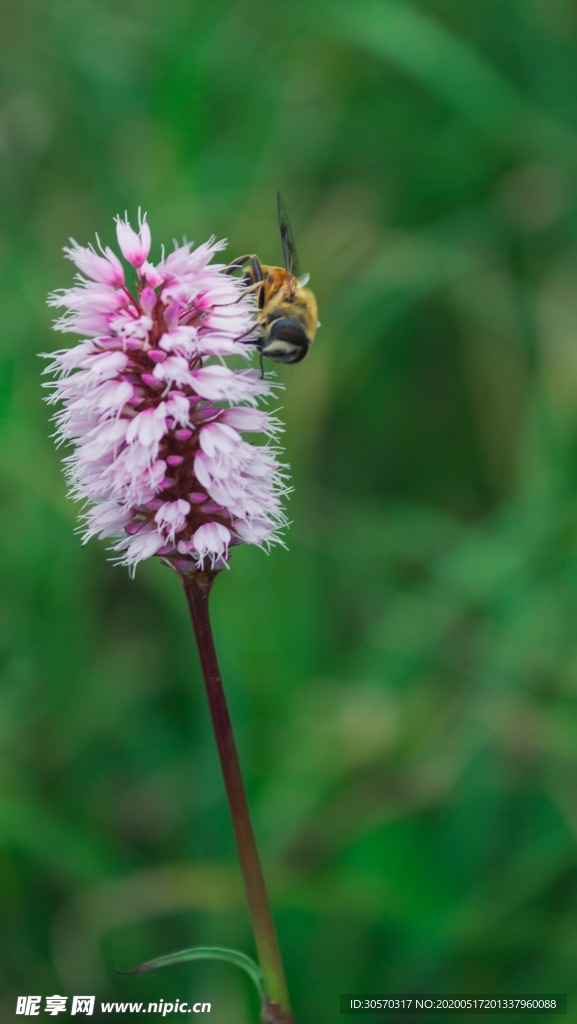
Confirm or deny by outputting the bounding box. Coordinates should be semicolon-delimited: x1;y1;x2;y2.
277;191;301;285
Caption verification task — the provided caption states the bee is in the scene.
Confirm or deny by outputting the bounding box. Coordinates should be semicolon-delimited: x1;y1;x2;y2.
227;192;318;364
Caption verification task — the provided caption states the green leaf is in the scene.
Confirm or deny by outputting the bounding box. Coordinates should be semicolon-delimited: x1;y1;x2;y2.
117;945;265;1002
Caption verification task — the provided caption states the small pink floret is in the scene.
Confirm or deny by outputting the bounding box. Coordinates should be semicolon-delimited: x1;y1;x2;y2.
115;211;151;268
64;242;125;287
193;523;232;568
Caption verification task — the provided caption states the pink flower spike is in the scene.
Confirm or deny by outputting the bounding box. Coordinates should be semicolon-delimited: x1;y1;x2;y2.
44;209;290;577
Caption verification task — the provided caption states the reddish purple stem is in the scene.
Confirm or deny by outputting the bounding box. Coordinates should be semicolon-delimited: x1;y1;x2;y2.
183;572;293;1024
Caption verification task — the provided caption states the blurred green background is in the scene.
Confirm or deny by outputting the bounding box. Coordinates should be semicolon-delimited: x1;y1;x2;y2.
3;0;577;1021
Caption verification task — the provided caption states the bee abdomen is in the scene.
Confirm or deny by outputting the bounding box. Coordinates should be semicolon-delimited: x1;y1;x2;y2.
260;317;310;364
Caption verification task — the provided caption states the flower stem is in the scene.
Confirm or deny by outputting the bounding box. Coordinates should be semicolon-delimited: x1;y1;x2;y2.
182;572;293;1024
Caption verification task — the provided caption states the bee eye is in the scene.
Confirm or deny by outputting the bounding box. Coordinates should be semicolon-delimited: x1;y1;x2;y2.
262;317;309;363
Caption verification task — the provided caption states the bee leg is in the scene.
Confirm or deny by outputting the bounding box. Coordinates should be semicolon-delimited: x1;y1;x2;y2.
247;256;268;311
225;254;252;275
240;281;262;297
249;255;264;283
224;255;265;307
236;324;260;342
225;254;265;281
215;281;262;311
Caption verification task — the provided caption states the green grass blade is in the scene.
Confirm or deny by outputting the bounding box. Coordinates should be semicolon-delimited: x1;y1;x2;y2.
117;945;265;1002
